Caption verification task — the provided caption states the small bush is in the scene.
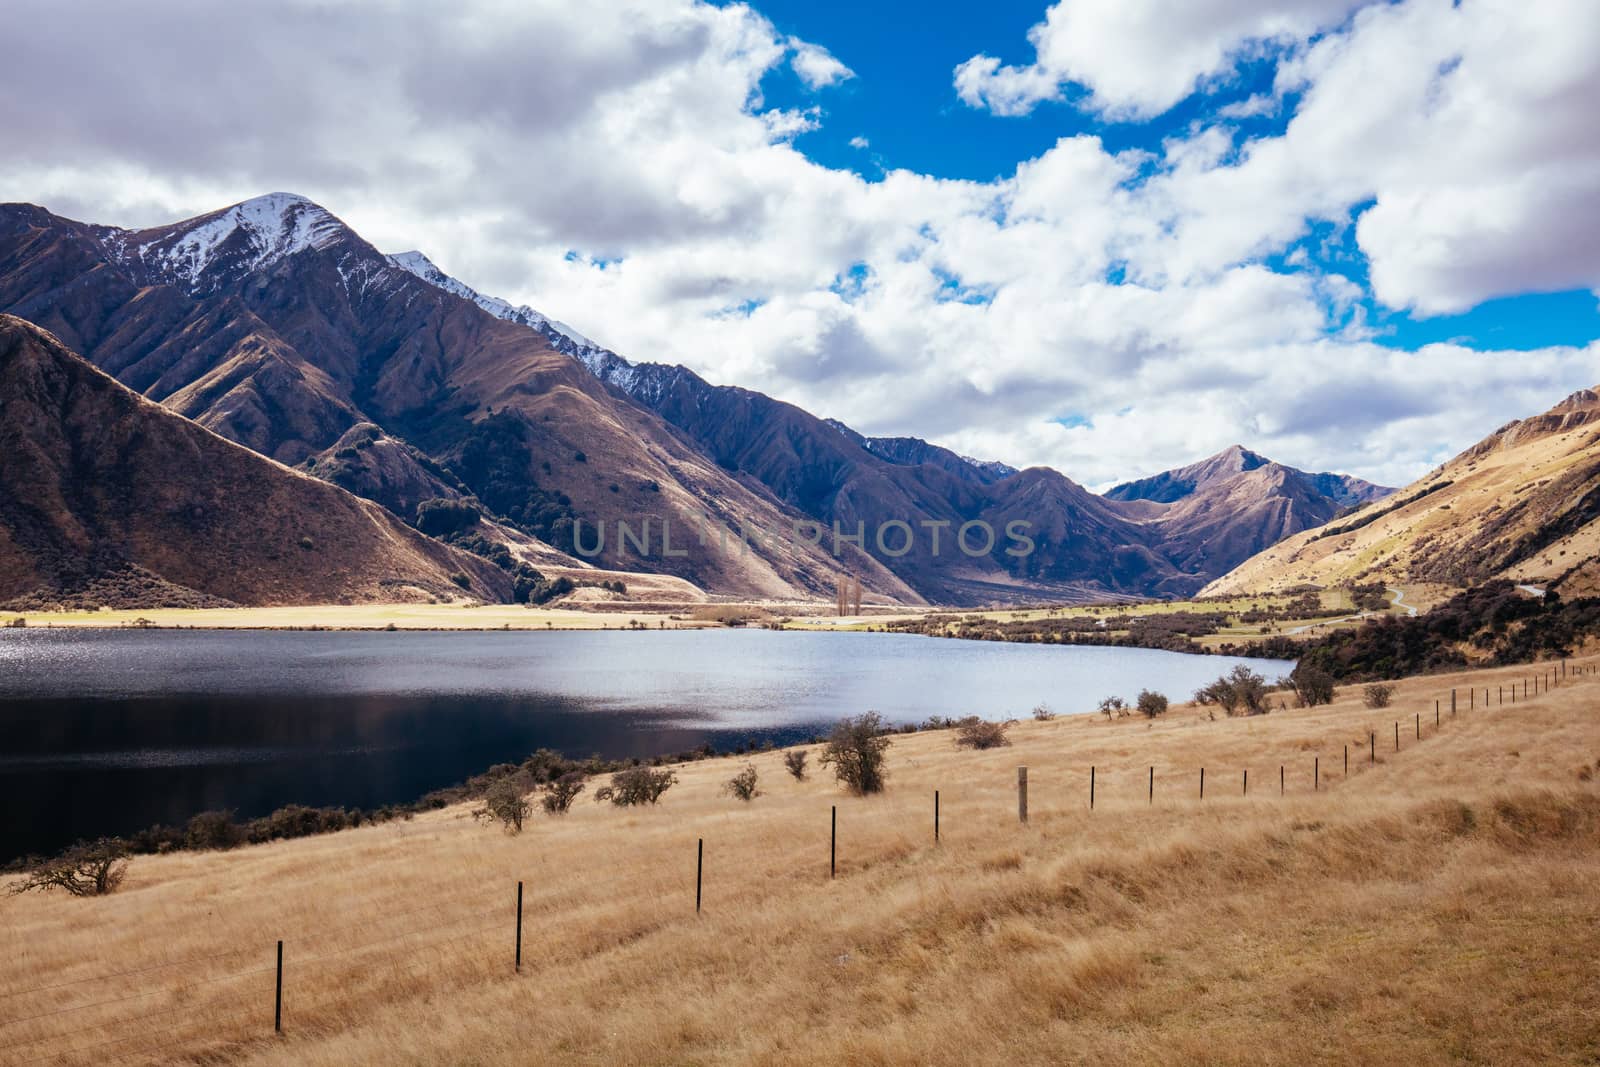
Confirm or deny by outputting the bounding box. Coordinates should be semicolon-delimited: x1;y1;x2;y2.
9;839;129;897
185;810;244;851
473;778;531;832
541;772;585;814
1288;663;1337;708
449;572;472;590
723;764;761;802
1196;665;1270;715
954;717;1011;749
1137;689;1169;718
1031;703;1055;721
783;749;809;781
595;766;678;806
820;712;892;795
1098;696;1129;720
1363;683;1397;709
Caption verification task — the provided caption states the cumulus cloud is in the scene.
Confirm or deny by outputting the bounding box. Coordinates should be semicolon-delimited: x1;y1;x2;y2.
788;38;855;89
1;0;1597;489
954;0;1374;119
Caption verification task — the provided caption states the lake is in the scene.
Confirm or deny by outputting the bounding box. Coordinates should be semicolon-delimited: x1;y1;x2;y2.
0;628;1293;860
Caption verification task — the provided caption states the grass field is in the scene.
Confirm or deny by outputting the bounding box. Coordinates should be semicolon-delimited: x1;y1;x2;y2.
3;655;1598;1064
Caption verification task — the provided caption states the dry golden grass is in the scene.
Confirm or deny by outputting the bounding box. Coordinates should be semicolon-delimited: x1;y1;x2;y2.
4;659;1600;1065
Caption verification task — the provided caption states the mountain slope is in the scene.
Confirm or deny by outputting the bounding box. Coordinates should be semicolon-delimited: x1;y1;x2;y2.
0;315;509;608
0;198;911;602
1204;388;1600;596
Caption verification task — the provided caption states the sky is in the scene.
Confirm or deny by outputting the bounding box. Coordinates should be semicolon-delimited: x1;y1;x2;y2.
2;0;1599;489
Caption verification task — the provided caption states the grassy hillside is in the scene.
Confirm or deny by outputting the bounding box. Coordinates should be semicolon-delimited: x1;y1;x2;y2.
5;657;1600;1064
1204;387;1600;597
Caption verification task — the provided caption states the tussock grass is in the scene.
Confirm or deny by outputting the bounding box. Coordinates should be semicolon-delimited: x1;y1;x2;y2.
4;659;1600;1064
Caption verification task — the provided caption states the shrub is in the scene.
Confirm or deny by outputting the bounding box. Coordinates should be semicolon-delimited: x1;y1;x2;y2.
184;810;244;851
1031;703;1056;721
595;766;678;806
1287;663;1337;707
723;764;761;802
416;498;481;537
1137;689;1169;718
1196;665;1270;715
9;839;129;897
820;712;892;795
473;778;531;832
783;749;809;781
541;772;585;814
954;717;1011;749
449;572;472;590
1363;682;1397;709
1098;696;1129;720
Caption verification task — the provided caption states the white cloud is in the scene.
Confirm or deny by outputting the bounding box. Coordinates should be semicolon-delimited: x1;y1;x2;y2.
788;38;854;89
954;0;1374;119
1;0;1597;490
849;136;870;149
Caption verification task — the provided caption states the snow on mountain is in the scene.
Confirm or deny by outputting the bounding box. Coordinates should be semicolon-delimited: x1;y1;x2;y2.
108;193;347;289
385;250;613;370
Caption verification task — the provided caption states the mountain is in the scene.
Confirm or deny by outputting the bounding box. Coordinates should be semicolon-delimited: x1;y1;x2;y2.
387;253;1198;601
389;247;1410;602
1203;388;1600;597
1100;446;1396;579
1107;445;1389;509
0;196;913;602
1;193;1400;607
0;315;509;609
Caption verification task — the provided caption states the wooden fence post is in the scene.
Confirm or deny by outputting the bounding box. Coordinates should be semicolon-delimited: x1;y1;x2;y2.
696;838;703;913
1018;767;1028;824
830;808;836;878
515;881;523;972
274;940;283;1034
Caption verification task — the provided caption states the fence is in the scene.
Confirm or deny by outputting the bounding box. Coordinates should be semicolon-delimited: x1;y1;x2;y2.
0;659;1589;1063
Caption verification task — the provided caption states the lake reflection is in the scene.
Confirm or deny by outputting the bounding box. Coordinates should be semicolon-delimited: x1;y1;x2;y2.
0;628;1292;859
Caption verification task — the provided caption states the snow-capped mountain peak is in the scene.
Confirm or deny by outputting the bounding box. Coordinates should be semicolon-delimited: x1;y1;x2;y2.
107;192;349;291
385;249;611;369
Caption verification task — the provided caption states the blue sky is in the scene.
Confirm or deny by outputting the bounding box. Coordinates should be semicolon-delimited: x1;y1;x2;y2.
752;0;1600;356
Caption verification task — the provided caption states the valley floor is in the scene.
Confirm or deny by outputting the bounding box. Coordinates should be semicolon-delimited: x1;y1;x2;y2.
3;657;1599;1064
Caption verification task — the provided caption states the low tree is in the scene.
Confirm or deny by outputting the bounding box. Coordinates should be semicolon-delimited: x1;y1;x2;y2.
783;749;809;781
541;771;585;815
1197;665;1270;715
1137;689;1169;718
594;766;678;806
473;778;531;832
1098;696;1129;720
1363;682;1397;709
1287;663;1337;707
9;839;130;897
723;764;761;802
820;712;892;795
954;717;1011;749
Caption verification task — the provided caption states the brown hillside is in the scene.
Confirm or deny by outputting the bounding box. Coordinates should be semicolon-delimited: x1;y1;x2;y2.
0;315;509;608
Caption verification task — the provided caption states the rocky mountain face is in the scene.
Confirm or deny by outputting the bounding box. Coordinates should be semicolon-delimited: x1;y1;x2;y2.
0;315;509;608
2;193;1398;606
1205;387;1600;597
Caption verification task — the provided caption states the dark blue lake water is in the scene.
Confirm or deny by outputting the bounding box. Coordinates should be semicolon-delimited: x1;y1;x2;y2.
0;628;1292;859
